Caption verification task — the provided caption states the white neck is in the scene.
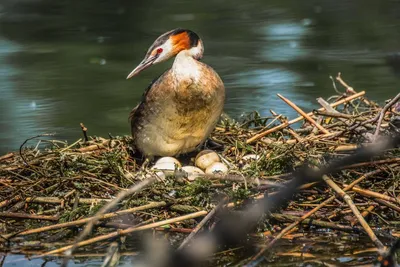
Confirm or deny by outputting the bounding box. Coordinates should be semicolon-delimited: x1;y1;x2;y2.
172;50;201;82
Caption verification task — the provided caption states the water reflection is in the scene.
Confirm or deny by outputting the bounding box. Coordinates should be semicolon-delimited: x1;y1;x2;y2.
0;0;400;154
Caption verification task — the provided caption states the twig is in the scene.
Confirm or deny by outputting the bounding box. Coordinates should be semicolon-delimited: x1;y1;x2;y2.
329;75;342;95
322;175;384;250
3;201;166;239
277;94;329;134
60;175;159;266
41;210;207;256
0;153;14;162
336;72;356;94
348;185;400;204
0;212;59;221
374;198;400;213
250;169;383;259
246;122;289;144
25;196;113;205
178;198;227;250
80;123;89;142
373;92;400;141
340;158;400;170
245;91;365;144
287;91;365;125
19;133;56;167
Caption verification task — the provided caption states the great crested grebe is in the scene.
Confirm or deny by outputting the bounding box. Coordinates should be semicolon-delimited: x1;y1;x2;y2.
127;28;225;158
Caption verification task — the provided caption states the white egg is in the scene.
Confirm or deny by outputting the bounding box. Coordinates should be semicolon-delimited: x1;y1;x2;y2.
205;162;228;175
195;150;220;170
181;166;205;181
151;162;179;171
155;157;181;167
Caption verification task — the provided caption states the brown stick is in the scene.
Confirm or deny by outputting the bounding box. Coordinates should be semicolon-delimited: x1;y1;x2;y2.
41;210;207;256
270;213;358;231
348;185;399;204
77;140;111;152
0;195;21;209
0;212;59;221
3;201;166;239
277;94;329;134
178;198;226;250
340;158;400;170
374;199;400;213
25;197;113;204
80;123;89;142
373;92;400;141
252;168;382;258
0;153;14;162
322;175;384;250
287;91;365;125
246;122;289;144
245;91;365;144
350;205;375;227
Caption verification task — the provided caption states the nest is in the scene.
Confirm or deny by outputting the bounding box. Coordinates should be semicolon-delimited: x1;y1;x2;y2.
0;74;399;266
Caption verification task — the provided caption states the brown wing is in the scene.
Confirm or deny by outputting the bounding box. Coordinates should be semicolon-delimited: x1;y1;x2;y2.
128;70;170;125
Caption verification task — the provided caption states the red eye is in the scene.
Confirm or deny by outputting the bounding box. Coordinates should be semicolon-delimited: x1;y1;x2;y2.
156;48;163;54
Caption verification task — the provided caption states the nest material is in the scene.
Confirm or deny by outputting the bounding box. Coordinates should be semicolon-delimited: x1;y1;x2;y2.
0;76;399;265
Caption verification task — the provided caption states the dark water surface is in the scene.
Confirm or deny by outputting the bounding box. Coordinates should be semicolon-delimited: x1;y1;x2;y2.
1;0;400;153
1;0;400;266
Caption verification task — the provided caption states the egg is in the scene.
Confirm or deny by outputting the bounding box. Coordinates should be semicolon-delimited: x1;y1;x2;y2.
195;150;220;170
181;166;205;181
151;162;179;171
154;157;181;167
205;162;228;175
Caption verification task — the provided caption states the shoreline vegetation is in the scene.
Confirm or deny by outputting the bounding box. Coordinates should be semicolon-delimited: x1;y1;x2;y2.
0;74;400;266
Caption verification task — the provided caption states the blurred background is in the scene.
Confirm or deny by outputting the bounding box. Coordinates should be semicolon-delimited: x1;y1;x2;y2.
1;0;400;154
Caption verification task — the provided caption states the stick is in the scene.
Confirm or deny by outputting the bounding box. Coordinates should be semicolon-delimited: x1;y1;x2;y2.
61;176;157;263
0;212;59;221
254;169;382;256
41;211;207;256
80;123;89;142
178;199;226;250
0;153;14;162
246;122;289;144
340;158;400;170
373;92;400;141
277;94;329;134
270;213;358;231
349;205;375;227
348;185;400;204
374;199;400;213
322;175;384;250
25;197;113;204
4;201;166;239
245;91;365;144
287;91;365;125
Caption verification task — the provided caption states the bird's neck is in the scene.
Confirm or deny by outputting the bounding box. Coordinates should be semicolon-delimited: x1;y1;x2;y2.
172;51;201;82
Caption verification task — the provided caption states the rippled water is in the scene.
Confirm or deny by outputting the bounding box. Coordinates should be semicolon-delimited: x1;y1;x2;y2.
1;0;400;153
1;0;400;265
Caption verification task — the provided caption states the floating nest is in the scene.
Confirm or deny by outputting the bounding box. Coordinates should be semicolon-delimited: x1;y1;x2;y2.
0;75;399;266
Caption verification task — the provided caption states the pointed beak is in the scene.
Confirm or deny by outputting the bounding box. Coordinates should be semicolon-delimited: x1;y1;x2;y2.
126;55;158;79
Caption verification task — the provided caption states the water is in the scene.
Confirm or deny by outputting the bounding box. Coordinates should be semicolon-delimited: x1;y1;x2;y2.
1;0;400;154
0;0;400;265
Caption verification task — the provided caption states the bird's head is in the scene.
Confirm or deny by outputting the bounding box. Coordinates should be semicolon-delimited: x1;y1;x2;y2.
126;28;203;79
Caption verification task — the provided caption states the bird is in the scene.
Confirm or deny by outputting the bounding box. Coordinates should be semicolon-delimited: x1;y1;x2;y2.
126;28;225;158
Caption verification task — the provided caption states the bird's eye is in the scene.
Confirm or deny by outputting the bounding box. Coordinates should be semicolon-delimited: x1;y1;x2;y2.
156;48;163;54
